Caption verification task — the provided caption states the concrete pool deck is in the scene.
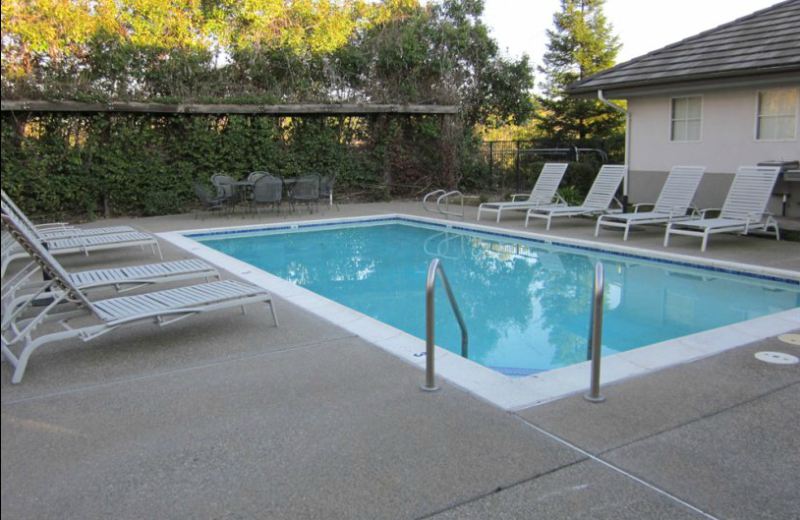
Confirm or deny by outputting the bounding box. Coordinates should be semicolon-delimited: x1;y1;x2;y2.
2;201;799;519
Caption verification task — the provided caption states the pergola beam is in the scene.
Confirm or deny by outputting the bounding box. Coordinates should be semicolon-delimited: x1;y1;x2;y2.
1;100;459;116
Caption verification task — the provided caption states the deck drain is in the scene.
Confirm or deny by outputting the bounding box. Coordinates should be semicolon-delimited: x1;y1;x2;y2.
778;334;800;347
755;352;799;365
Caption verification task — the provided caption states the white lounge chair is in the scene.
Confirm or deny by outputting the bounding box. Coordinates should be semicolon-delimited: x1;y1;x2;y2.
1;200;162;277
595;165;706;240
1;190;136;239
525;165;628;229
0;205;278;384
664;165;782;252
2;209;218;311
477;163;569;222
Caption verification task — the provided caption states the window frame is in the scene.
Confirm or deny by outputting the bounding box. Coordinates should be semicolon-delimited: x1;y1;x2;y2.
669;95;703;143
755;87;799;142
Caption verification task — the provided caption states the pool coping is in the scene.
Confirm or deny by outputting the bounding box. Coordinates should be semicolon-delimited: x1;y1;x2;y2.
158;213;800;411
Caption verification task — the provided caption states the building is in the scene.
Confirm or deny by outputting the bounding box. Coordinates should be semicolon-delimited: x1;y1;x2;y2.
567;0;800;219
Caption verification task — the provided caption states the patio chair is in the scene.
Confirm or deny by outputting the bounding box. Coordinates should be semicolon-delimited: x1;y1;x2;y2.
211;174;241;211
477;163;569;222
250;174;283;215
1;201;162;278
288;175;320;214
525;165;628;230
0;204;278;384
193;180;228;219
1;189;136;240
664;165;782;252
247;171;269;183
595;165;706;240
318;173;339;210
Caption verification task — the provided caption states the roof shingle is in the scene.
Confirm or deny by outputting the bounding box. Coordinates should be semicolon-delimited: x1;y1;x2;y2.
567;0;800;95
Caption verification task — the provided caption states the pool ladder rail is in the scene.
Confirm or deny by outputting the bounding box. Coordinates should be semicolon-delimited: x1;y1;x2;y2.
420;258;606;402
584;261;605;403
422;190;478;220
422;258;468;392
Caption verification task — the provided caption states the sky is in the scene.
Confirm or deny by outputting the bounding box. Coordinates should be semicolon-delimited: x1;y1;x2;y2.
481;0;781;79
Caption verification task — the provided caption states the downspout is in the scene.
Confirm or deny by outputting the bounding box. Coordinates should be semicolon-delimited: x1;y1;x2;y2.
598;89;630;212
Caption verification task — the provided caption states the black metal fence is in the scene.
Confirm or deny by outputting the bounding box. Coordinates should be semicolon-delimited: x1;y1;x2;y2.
481;141;609;193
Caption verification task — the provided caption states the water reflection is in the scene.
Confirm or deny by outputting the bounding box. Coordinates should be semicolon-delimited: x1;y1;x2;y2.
202;224;800;374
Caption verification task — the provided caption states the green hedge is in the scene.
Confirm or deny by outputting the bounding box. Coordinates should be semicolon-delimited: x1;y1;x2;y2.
1;113;463;219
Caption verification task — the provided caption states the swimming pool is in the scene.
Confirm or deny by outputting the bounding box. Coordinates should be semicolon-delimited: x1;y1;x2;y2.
162;215;800;409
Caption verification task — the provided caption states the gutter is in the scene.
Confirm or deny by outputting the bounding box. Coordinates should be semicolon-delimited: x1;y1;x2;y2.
597;90;630;209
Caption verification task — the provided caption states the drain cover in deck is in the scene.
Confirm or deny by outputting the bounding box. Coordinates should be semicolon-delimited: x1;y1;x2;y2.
755;352;799;365
778;334;800;346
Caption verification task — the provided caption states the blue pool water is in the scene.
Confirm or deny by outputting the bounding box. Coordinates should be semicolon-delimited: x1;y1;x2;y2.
197;221;800;376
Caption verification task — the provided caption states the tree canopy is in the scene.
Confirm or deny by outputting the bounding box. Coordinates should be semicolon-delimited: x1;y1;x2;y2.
535;0;623;145
1;0;534;127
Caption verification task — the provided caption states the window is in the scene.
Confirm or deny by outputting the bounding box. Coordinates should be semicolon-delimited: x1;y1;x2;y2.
671;96;702;142
756;88;798;141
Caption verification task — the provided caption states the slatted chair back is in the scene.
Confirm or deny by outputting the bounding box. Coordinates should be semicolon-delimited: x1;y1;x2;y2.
528;163;569;204
582;165;628;209
1;203;97;315
1;190;44;240
719;166;781;221
252;174;283;203
652;166;706;215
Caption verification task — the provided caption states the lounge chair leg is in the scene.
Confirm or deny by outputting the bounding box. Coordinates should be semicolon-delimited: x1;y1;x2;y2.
701;233;709;252
623;224;630;241
269;301;279;327
546;216;552;230
664;226;671;247
241;305;247;315
496;211;501;223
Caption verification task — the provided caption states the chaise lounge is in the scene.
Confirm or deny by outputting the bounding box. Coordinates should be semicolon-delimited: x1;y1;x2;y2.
477;163;569;222
525;164;628;229
595;165;706;240
0;204;278;384
663;165;782;252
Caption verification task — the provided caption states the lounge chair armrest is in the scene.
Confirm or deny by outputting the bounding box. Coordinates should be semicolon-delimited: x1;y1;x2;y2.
632;203;654;213
745;211;767;223
698;207;722;218
510;194;529;202
35;223;70;230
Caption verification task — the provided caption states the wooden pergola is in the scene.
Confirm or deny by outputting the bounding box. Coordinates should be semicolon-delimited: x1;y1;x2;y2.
0;100;459;116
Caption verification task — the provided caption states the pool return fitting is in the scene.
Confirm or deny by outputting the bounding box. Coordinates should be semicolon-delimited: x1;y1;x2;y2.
422;258;468;392
584;262;606;403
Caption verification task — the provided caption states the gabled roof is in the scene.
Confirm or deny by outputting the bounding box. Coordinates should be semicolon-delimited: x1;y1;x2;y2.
567;0;800;96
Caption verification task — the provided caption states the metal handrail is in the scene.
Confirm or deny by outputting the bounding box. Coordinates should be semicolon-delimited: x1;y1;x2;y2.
422;189;476;220
422;189;446;214
436;190;466;220
584;261;605;403
422;258;468;392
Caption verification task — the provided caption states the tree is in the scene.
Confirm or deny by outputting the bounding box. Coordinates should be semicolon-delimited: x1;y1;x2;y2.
535;0;623;151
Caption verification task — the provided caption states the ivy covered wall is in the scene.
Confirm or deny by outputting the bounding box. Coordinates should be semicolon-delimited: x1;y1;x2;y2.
1;112;489;218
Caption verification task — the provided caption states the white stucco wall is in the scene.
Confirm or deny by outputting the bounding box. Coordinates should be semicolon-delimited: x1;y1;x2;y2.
628;87;799;173
627;86;800;217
